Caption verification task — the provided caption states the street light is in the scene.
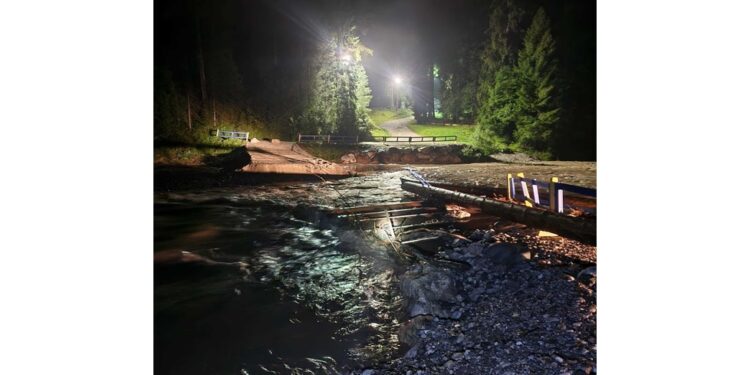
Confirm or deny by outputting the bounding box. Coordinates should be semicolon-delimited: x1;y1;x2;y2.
340;53;351;65
391;75;403;109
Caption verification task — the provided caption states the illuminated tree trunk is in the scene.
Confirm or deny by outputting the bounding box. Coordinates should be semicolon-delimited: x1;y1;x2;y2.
195;13;207;103
186;91;192;130
212;98;217;128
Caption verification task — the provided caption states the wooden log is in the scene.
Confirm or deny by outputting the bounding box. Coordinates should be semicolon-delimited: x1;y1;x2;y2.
401;179;596;245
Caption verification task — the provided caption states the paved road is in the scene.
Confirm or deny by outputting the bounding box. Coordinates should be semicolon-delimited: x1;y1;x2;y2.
379;116;419;136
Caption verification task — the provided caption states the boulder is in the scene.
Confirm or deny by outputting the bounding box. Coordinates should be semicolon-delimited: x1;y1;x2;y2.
577;266;597;287
401;265;459;318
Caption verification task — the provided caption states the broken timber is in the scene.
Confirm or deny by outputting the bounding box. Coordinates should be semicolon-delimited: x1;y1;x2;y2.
401;178;596;245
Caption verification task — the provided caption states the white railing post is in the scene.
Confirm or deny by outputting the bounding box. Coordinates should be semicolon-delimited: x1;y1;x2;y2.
549;177;558;212
518;173;533;207
507;174;515;201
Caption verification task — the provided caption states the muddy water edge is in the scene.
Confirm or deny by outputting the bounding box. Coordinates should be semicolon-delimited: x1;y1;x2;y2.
155;171;418;375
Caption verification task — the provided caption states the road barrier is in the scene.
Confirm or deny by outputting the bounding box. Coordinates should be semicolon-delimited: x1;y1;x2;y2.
296;134;458;144
297;134;359;144
371;135;457;143
507;173;596;214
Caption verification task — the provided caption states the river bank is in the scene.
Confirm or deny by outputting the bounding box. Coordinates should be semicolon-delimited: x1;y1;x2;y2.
359;222;597;375
155;162;596;374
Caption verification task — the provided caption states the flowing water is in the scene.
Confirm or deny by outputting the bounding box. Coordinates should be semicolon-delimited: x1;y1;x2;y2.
155;172;416;375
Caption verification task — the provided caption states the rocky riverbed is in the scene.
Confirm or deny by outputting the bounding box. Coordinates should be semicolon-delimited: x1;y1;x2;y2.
154;166;596;374
353;222;597;375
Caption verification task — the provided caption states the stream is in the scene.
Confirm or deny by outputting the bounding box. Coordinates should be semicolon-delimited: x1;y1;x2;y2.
155;171;416;375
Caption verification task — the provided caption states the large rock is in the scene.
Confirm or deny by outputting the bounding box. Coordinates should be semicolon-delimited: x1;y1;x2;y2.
577;266;597;287
401;265;459;318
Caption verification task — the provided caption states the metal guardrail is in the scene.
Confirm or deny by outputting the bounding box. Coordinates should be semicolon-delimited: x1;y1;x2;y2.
296;134;458;144
507;173;596;214
371;135;457;143
297;134;359;144
213;129;249;141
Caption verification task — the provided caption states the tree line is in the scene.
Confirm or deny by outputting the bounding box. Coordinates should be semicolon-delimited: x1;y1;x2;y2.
155;0;595;160
432;0;595;160
155;0;373;145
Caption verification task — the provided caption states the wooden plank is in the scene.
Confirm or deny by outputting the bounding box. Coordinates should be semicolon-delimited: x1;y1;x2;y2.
393;221;453;230
336;206;438;218
354;212;437;222
328;201;423;215
400;236;444;245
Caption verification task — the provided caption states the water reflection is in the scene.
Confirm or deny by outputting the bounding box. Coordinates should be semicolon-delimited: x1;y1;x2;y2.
155;172;413;375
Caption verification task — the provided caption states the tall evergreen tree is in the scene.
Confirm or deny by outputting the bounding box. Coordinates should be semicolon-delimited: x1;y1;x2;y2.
302;25;372;136
513;7;560;157
474;0;527;153
476;0;526;105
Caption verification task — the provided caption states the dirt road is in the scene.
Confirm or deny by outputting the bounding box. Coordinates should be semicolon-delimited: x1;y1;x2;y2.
379;116;419;136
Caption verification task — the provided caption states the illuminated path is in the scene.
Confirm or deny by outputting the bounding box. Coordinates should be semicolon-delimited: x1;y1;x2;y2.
379;116;419;137
242;139;350;175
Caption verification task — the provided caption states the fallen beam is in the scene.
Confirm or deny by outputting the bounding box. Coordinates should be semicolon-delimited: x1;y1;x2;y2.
328;201;423;215
401;179;596;245
336;206;438;218
354;212;437;222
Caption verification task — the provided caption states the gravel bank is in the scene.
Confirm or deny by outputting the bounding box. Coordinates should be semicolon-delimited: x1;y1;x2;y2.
353;223;597;375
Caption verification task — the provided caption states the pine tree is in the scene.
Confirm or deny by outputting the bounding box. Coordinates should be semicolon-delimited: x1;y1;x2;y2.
474;0;527;153
303;25;372;136
513;7;560;157
476;0;526;105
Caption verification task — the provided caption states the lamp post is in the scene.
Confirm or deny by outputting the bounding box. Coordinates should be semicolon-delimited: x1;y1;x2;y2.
392;75;402;109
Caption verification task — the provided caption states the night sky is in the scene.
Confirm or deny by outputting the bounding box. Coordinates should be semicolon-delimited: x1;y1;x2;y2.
156;0;593;107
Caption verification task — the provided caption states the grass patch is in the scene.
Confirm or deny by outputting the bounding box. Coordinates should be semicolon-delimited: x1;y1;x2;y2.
370;127;389;137
406;123;477;144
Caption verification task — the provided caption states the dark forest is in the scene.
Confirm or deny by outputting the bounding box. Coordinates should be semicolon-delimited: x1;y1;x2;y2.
156;0;595;160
